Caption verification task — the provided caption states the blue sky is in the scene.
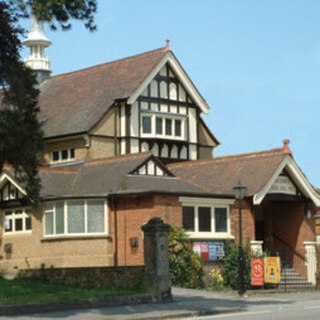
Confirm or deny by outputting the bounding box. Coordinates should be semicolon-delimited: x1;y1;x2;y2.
22;0;320;186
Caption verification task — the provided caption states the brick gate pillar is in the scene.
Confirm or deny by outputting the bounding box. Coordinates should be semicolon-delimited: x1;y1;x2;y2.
141;217;172;302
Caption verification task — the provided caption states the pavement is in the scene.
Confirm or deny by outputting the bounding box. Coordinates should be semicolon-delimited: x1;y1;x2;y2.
2;287;320;319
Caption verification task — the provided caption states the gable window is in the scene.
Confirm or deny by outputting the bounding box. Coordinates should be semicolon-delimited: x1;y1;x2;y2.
50;148;75;163
180;197;233;239
142;116;152;134
44;199;107;237
165;118;172;135
4;208;32;234
156;117;163;134
140;111;186;141
175;119;181;137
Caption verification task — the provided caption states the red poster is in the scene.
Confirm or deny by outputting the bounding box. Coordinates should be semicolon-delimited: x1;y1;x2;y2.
200;244;209;262
251;258;264;286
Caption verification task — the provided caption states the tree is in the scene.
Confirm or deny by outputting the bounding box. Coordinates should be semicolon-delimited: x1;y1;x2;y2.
169;226;204;288
0;0;97;203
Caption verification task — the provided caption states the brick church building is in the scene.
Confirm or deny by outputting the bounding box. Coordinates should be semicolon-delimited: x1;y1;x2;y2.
1;17;320;284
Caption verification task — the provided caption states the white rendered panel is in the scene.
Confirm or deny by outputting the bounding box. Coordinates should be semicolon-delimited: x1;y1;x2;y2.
160;104;168;112
150;80;158;97
179;84;186;102
121;139;126;154
141;101;148;110
169;82;177;100
159;65;167;76
180;146;187;159
189;107;197;143
130;102;139;137
161;144;169;158
151;103;158;111
169;69;175;77
147;160;155;175
141;87;148;96
189;144;197;160
170;105;177;113
160;81;168;99
153;143;159;156
141;142;149;152
139;166;146;175
156;166;164;176
130;138;139;154
179;106;187;114
171;145;178;158
120;105;126;136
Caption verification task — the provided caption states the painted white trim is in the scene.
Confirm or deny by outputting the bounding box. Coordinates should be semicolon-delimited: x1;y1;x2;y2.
179;197;235;206
253;155;320;206
127;52;210;114
0;172;27;196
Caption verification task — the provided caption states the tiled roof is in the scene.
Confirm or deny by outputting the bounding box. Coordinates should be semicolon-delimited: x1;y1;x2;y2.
38;47;168;138
168;148;288;197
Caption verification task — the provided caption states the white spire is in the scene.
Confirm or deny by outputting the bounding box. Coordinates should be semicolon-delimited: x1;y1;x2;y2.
23;15;51;73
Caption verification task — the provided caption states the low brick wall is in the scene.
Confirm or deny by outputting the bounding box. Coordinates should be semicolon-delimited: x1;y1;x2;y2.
29;266;145;289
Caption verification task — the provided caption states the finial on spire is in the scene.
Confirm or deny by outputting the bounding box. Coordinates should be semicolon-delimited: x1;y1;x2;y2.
283;139;291;154
165;39;170;51
23;15;51;83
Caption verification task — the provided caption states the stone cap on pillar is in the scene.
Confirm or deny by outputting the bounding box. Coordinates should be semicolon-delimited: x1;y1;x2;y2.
141;217;170;232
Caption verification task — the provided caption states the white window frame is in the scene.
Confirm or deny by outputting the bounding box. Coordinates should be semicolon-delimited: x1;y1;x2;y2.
43;199;108;237
179;197;234;239
140;111;186;141
50;148;75;164
3;207;32;234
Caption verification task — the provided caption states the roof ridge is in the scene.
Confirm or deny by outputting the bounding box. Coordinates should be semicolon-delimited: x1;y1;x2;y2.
168;148;285;168
39;167;78;173
43;47;167;83
84;151;153;165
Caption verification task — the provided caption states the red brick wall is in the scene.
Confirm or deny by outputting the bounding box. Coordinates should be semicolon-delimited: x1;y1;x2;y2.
109;195;182;266
230;199;255;244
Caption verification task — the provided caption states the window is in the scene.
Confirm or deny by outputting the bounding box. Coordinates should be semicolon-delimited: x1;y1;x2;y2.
4;208;32;233
142;116;152;134
180;197;232;239
50;149;75;163
156;117;163;134
165;118;172;135
183;206;195;231
175;119;181;137
44;200;107;236
140;112;185;140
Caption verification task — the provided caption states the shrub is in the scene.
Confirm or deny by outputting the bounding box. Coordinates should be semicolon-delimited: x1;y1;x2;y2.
208;268;225;291
222;240;251;290
168;225;204;288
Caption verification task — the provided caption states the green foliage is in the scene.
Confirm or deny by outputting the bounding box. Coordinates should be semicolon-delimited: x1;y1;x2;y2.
222;240;251;290
168;226;204;288
0;275;145;305
207;268;225;291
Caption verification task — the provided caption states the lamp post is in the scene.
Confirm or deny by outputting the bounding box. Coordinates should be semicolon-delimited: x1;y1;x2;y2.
233;181;247;296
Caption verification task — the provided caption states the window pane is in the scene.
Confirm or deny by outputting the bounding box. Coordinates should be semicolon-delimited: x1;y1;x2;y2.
165;118;172;135
175;119;181;137
61;149;68;160
215;208;227;232
156;117;163;134
55;202;64;234
52;151;59;161
68;201;85;233
142;116;151;134
87;201;105;233
45;212;53;235
69;148;75;159
4;219;12;232
15;218;23;231
25;209;32;230
198;207;211;232
183;206;195;231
